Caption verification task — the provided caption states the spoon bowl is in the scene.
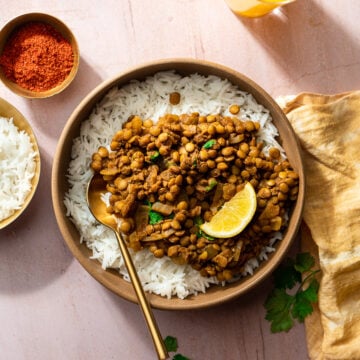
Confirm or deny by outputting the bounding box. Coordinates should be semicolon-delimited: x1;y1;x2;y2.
86;174;168;360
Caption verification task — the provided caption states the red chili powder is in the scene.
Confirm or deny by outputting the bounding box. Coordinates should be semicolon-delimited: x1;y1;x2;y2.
0;21;74;92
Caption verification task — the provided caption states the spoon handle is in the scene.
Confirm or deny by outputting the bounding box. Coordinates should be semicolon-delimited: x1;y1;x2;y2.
115;232;169;360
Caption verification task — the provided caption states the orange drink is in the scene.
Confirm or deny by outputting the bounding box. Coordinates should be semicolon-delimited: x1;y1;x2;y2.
224;0;296;17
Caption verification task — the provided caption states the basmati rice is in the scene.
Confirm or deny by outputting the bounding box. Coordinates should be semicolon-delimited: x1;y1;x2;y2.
64;71;284;299
0;116;37;221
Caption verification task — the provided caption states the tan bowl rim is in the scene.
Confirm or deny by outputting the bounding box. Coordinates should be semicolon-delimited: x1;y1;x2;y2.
52;57;305;310
0;97;41;229
0;12;80;98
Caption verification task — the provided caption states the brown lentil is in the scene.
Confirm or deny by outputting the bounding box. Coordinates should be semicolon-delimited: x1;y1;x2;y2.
229;104;240;114
169;92;181;105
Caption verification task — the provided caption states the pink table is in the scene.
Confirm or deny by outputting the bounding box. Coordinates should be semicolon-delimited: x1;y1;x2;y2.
1;1;359;359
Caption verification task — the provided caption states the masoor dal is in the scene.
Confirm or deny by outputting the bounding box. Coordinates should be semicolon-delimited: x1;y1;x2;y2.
0;117;36;222
64;71;295;299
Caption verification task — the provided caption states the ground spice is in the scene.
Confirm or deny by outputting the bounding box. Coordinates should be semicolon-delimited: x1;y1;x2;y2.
0;21;74;92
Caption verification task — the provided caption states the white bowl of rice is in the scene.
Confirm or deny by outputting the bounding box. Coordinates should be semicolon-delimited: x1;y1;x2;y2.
52;59;304;310
0;97;41;229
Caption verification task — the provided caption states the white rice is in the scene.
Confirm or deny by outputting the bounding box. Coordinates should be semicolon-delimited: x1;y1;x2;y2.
0;117;37;222
64;71;285;299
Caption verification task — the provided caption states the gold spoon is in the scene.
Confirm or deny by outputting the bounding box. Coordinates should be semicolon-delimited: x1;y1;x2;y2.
87;174;168;360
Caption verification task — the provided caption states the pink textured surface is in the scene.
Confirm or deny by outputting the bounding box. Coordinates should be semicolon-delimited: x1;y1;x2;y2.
1;1;359;359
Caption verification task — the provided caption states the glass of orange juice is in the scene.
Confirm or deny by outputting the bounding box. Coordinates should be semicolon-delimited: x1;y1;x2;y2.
224;0;296;17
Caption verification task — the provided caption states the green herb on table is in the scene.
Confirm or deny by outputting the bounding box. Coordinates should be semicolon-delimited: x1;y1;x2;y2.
164;335;178;352
164;336;190;360
264;252;320;333
173;355;190;360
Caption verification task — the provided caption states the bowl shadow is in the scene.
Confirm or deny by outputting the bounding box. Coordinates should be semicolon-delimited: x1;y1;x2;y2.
0;144;73;294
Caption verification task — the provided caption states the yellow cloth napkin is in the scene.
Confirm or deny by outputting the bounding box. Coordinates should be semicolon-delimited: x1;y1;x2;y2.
279;92;360;360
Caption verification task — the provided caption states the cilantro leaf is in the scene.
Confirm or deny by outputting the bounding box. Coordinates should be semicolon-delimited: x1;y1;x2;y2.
150;150;160;162
164;336;190;360
194;216;215;241
273;258;301;289
264;288;294;333
292;292;313;322
173;355;190;360
301;278;319;303
197;229;215;241
202;139;216;149
291;278;319;322
145;200;165;225
205;179;217;192
270;310;294;333
294;252;315;273
164;336;178;352
264;288;293;320
149;210;163;225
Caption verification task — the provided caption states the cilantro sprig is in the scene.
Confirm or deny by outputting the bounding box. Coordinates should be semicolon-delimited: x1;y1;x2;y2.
264;252;320;333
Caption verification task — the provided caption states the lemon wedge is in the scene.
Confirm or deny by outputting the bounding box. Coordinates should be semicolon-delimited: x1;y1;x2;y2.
200;182;257;238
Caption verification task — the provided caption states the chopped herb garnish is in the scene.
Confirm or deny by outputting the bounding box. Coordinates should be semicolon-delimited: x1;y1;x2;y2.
194;216;215;241
202;139;216;149
145;200;164;225
264;252;320;333
150;150;160;162
205;179;217;192
149;210;163;225
198;229;215;241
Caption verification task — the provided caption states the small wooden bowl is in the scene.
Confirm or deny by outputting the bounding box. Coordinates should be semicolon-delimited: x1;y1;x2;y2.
52;58;305;310
0;13;79;98
0;98;41;229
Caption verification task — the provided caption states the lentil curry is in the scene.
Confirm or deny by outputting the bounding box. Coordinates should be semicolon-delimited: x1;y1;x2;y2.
90;111;299;281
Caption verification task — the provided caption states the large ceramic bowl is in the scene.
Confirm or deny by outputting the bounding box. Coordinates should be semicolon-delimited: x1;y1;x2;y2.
0;13;79;98
52;58;304;310
0;98;41;229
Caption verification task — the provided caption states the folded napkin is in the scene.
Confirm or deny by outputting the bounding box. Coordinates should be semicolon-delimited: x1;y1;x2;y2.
279;92;360;360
